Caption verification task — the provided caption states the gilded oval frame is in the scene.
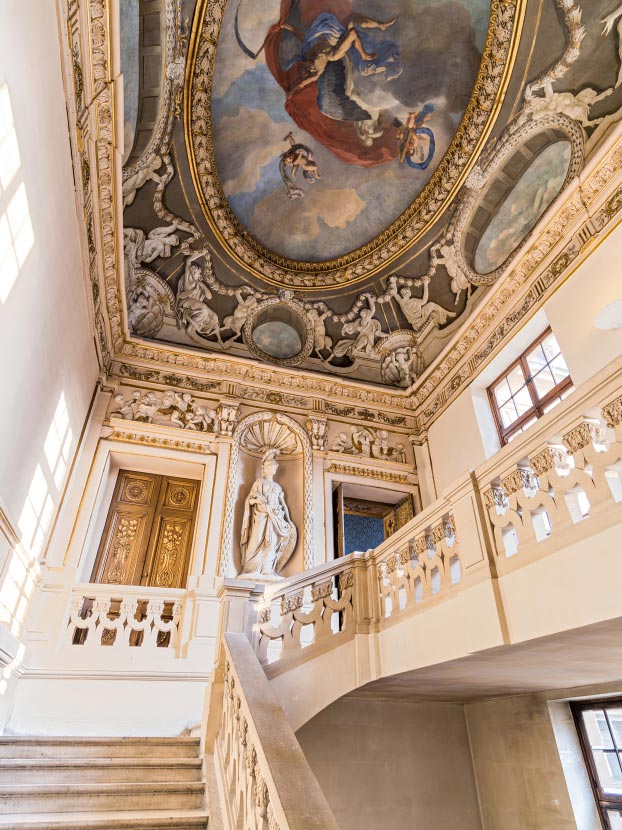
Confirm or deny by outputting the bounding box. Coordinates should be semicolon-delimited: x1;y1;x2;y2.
185;0;526;289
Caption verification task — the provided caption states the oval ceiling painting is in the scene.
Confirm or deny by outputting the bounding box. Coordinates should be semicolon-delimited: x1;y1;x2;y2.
209;0;491;264
473;141;573;275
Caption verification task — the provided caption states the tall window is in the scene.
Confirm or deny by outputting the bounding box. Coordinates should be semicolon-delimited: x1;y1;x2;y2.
487;328;573;445
572;699;622;828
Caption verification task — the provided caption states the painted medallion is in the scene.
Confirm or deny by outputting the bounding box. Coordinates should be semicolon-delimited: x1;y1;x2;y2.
211;0;491;263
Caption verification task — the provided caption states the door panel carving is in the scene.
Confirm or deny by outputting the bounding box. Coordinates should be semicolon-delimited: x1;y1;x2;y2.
92;471;199;588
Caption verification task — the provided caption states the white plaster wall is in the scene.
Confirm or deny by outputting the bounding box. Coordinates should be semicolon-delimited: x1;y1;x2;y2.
0;0;98;730
5;677;207;737
465;694;576;830
546;226;622;387
0;0;97;534
297;696;482;830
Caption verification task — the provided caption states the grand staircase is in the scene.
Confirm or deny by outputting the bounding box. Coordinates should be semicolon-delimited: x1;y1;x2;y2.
0;736;209;829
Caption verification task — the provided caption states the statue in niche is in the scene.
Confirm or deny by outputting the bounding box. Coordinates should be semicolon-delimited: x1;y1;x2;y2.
239;449;297;579
175;250;224;344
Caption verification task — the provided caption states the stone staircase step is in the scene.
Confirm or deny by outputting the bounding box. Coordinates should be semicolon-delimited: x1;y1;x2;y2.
0;782;205;814
0;757;203;784
0;809;209;829
0;738;200;760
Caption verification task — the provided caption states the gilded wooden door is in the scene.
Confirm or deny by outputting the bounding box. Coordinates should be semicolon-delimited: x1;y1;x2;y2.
91;470;199;588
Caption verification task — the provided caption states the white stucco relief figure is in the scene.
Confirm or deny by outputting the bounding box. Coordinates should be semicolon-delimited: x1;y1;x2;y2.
306;306;332;358
222;289;260;343
388;276;455;332
332;296;383;359
239;449;297;579
332;426;406;462
124;225;181;269
111;389;219;432
381;346;424;388
175;250;224;344
432;241;473;304
122;154;163;208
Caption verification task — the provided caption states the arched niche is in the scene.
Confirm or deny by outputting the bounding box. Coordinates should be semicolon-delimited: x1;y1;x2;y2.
221;412;313;577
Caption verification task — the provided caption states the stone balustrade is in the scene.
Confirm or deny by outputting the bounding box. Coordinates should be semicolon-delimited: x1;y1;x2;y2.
215;633;340;830
66;584;184;652
478;389;622;566
249;361;622;672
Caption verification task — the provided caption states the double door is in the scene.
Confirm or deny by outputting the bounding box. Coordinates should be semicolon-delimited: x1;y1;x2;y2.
91;470;199;588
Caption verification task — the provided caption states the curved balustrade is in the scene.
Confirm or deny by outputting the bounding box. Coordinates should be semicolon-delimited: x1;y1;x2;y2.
247;361;622;673
66;583;184;652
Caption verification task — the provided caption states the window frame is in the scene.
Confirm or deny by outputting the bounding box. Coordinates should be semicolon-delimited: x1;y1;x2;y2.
487;327;573;445
571;698;622;829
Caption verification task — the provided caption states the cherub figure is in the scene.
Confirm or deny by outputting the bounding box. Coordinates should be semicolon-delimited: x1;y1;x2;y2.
279;132;321;199
432;242;473;305
122;154;163;208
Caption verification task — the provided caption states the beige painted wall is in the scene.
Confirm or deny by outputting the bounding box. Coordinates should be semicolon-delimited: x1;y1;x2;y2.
0;1;98;531
465;694;576;830
296;696;483;830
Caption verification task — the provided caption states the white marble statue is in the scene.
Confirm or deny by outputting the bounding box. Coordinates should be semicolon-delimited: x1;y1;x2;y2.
175;250;224;344
239;449;297;579
388;276;455;331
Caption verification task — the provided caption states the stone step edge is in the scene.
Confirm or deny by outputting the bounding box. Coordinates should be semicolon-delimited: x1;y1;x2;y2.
0;809;209;829
0;737;200;745
0;758;202;768
0;782;204;796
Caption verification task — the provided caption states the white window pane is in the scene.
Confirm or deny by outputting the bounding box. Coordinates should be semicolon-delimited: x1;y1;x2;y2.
532;367;556;398
526;344;547;374
500;400;518;428
507;364;526;394
583;710;614;749
513;385;532;415
541;332;561;361
549;353;570;382
593;750;622;794
494;379;511;407
608;810;622;829
610;710;622;749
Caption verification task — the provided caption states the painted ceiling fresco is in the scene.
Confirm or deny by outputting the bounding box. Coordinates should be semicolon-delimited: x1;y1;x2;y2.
211;0;490;262
121;0;622;389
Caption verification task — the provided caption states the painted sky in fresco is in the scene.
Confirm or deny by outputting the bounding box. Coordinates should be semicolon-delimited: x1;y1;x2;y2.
474;142;572;274
212;0;490;262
